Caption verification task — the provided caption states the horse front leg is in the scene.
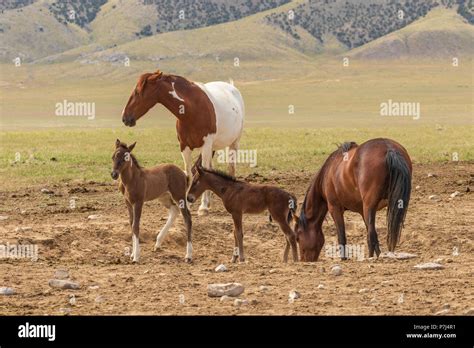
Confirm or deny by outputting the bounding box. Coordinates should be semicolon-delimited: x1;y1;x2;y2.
181;146;193;187
231;212;245;263
328;204;347;260
131;201;143;263
227;139;240;177
198;139;213;215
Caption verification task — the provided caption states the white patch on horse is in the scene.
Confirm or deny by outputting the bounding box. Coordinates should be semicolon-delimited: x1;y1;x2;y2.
132;234;140;262
233;247;239;256
169;82;184;102
185;241;193;260
155;205;179;249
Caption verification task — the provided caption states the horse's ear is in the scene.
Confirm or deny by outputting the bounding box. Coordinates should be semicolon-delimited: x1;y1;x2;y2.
136;74;149;95
149;70;163;82
128;142;136;152
115;139;121;148
292;214;300;225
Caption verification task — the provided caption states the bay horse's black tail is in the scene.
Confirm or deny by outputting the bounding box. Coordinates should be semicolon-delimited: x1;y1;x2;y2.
385;149;412;251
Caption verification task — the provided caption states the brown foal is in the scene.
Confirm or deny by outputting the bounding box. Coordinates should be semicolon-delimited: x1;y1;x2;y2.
111;139;192;263
187;165;298;263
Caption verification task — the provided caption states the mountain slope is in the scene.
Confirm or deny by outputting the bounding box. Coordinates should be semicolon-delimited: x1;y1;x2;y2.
348;8;474;59
0;0;89;62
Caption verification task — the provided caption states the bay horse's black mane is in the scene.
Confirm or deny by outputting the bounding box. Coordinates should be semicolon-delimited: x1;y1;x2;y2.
298;141;358;228
201;167;237;182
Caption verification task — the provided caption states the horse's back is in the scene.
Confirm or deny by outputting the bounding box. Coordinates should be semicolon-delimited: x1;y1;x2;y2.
199;81;245;148
352;138;412;200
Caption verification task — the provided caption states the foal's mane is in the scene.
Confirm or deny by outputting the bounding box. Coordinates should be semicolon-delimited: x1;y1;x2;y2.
201;167;237;182
117;143;142;169
298;141;358;227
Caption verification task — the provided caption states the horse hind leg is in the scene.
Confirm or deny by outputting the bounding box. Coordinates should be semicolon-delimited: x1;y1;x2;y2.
154;200;179;251
363;206;381;258
274;213;298;263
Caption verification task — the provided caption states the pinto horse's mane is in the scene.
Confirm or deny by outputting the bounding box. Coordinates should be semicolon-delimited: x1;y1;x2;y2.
201;167;237;182
298;141;358;227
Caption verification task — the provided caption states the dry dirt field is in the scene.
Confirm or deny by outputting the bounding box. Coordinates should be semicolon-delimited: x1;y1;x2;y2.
0;162;473;315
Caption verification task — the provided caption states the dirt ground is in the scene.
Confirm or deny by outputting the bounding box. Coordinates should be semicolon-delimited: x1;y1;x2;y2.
0;162;472;315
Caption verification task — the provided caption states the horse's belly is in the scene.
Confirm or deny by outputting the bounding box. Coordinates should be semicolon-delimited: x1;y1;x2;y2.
201;82;244;149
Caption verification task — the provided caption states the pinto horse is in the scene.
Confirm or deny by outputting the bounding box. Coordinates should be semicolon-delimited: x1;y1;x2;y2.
121;70;245;215
294;138;412;262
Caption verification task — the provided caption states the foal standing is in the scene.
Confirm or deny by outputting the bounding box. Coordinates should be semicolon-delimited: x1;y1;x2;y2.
187;165;298;263
111;139;192;263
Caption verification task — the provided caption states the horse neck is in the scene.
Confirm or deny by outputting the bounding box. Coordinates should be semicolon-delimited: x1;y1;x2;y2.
305;171;328;228
202;173;232;198
156;76;190;119
119;160;142;186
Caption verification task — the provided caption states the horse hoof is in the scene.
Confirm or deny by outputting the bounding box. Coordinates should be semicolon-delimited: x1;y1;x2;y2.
185;257;192;264
198;208;209;216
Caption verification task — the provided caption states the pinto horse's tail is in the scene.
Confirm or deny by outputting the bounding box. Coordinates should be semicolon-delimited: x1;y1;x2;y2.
385;149;412;252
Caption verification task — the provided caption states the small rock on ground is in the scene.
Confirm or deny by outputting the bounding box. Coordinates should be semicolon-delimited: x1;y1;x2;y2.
207;283;244;297
48;279;80;290
331;265;343;276
0;287;15;295
234;299;249;307
214;264;227;272
381;252;417;260
413;262;444;270
54;269;70;280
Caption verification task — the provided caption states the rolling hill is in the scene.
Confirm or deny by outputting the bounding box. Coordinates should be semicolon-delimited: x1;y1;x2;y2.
348;8;474;59
1;0;473;65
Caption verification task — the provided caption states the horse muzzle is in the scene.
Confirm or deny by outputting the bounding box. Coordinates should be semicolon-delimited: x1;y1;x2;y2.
187;194;196;203
122;115;136;127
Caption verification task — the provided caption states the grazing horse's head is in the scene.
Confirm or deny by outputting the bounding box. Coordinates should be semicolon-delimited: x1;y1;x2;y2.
111;139;136;180
187;165;211;204
122;70;164;127
293;213;325;262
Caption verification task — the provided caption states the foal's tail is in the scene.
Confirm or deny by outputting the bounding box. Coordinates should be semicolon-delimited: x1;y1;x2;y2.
288;194;298;224
385;149;412;252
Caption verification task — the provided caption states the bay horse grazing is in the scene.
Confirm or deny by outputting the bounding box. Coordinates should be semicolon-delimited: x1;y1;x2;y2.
294;138;412;262
187;165;298;263
121;70;245;215
111;139;192;263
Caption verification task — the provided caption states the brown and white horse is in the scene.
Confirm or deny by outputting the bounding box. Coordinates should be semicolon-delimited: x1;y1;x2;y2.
121;70;245;215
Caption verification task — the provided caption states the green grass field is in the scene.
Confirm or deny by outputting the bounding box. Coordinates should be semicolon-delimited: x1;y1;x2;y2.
1;126;472;188
1;56;473;188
